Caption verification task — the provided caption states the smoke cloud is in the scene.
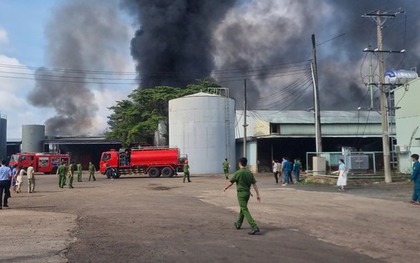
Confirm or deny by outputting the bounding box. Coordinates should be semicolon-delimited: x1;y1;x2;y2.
28;0;131;136
29;0;420;135
121;0;238;88
124;0;419;110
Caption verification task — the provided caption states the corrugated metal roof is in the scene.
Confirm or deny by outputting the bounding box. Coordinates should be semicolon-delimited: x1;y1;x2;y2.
240;110;382;124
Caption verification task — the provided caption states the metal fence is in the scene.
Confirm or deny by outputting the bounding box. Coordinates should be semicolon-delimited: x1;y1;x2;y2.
306;151;384;176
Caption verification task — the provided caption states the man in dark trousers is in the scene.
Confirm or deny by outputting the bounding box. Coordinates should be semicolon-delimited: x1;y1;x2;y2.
0;159;12;209
224;157;261;235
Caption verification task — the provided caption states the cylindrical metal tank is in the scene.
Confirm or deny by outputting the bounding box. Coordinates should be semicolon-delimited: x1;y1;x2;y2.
0;115;6;160
385;69;418;84
22;125;45;153
169;92;236;174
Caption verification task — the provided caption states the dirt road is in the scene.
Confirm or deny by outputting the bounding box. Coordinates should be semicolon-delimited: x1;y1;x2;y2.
1;173;418;262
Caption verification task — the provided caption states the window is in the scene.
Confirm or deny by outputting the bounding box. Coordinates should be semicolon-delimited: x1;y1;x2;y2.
102;153;111;161
270;123;280;134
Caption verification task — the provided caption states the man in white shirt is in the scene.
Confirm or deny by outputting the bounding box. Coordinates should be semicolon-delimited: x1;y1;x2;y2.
27;163;35;193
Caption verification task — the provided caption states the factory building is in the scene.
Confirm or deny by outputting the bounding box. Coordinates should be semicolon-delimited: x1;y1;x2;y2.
235;110;388;173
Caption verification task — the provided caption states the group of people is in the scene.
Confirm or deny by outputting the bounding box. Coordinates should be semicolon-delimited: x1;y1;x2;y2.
0;159;35;210
56;161;97;188
272;158;302;186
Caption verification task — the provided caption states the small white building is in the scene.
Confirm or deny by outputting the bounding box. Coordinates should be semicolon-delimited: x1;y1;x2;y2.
394;78;420;173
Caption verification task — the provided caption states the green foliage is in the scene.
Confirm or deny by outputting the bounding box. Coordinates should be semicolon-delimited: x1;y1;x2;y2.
106;79;221;147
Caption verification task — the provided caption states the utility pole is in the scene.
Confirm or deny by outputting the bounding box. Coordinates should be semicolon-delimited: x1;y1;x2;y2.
311;34;322;154
368;45;374;109
362;10;404;183
243;79;248;158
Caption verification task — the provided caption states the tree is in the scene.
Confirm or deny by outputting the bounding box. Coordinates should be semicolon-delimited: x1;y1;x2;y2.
106;79;221;146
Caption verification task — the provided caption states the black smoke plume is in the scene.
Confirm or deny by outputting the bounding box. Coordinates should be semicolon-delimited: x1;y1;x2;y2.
121;0;238;88
28;0;130;136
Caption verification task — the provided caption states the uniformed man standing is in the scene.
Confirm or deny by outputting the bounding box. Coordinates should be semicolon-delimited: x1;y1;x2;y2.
56;162;67;188
68;162;75;189
293;158;302;183
410;154;420;205
223;158;230;180
224;157;261;235
88;162;96;181
183;160;191;183
77;163;83;182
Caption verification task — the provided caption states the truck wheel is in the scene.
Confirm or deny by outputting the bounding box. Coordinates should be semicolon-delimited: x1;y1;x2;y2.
148;167;161;178
113;169;120;179
161;167;174;177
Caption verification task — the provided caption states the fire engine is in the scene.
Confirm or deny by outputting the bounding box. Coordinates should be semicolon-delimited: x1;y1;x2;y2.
9;152;70;174
99;147;187;178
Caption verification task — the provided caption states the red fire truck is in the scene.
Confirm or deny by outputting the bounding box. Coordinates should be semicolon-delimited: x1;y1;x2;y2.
9;152;70;174
99;147;187;178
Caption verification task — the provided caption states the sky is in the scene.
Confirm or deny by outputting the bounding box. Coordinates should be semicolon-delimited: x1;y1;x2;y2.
0;0;135;139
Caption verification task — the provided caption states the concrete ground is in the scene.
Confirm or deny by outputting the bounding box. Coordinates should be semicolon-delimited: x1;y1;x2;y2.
1;172;419;263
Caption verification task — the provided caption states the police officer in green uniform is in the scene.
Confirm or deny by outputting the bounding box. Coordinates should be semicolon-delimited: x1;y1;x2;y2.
183;161;191;183
68;162;75;188
223;158;230;180
77;163;83;182
224;157;261;235
56;163;67;188
88;162;96;181
410;154;420;204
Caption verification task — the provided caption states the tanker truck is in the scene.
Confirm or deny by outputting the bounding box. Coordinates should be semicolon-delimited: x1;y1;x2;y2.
99;147;187;178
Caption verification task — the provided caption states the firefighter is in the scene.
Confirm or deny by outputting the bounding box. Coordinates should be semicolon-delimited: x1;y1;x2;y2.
56;162;67;188
77;163;83;182
183;160;191;183
68;162;75;188
88;162;96;181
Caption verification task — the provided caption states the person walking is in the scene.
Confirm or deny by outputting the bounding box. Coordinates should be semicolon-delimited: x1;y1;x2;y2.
334;159;347;191
77;163;83;182
223;158;230;180
68;162;75;188
224;157;261;235
56;162;67;188
281;157;293;186
410;154;420;205
88;162;96;181
16;166;26;193
183;161;191;183
12;165;17;193
293;158;302;183
0;159;12;209
272;160;279;184
27;163;35;193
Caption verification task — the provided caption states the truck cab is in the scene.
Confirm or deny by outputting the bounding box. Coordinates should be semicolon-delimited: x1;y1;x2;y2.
9;153;37;170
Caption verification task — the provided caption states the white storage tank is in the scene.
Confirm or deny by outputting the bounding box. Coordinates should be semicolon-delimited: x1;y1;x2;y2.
22;125;45;153
169;92;236;174
0;115;6;160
